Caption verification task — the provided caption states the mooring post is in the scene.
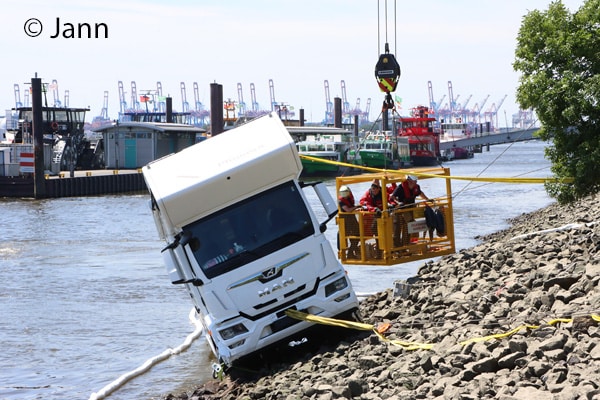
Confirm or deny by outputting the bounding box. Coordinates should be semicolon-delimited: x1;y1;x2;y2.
31;74;46;199
210;83;224;136
166;97;173;123
334;97;342;128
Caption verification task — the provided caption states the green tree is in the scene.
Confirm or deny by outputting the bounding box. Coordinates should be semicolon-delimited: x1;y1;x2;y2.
514;0;600;203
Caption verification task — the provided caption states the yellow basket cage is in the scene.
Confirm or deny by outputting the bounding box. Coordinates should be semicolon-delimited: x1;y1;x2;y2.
336;167;455;266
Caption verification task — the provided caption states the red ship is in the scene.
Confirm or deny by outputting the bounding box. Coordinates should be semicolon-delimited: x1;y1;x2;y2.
397;105;440;166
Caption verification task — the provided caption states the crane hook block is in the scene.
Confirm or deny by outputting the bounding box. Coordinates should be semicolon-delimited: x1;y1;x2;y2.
375;53;401;93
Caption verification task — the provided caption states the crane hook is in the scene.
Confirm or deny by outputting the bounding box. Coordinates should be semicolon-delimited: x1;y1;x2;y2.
374;43;401;94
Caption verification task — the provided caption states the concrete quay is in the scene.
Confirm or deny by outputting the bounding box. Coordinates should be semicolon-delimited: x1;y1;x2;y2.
0;169;147;199
439;127;539;151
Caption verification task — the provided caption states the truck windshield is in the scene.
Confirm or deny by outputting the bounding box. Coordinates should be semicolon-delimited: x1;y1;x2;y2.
183;181;314;279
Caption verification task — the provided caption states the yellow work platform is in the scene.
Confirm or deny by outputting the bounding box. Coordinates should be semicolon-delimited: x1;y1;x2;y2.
336;167;455;265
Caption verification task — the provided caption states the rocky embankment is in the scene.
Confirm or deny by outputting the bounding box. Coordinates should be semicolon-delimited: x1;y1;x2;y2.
165;194;600;400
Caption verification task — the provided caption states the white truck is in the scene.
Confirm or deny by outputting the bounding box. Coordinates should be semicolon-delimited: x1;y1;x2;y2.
142;113;359;368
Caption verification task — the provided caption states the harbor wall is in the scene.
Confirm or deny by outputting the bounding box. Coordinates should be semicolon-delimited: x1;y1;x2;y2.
0;171;147;199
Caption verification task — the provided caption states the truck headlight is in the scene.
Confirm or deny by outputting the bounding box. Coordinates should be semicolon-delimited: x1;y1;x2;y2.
325;277;348;297
219;323;248;340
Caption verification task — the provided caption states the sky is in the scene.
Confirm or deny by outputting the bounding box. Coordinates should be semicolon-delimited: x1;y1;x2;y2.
0;0;585;125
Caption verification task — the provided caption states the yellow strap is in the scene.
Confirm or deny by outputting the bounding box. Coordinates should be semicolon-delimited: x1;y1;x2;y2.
298;154;572;184
459;325;540;345
373;329;434;350
285;309;374;331
548;318;573;325
286;309;597;350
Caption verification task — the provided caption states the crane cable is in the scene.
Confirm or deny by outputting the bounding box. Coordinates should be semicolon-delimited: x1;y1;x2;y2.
375;0;401;109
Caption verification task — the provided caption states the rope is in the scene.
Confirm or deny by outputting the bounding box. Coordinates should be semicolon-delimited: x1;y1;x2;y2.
285;309;600;352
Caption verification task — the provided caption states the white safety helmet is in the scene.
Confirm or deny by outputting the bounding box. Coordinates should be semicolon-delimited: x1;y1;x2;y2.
407;175;418;181
339;185;350;196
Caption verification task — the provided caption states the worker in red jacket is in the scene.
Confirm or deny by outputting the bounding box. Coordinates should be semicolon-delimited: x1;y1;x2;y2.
338;185;361;259
391;175;431;246
359;179;396;258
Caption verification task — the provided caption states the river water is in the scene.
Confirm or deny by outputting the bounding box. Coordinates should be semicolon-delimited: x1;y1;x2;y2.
0;140;555;400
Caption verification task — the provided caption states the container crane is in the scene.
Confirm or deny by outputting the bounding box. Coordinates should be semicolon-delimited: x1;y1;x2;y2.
180;82;189;112
118;81;128;114
459;94;472;112
244;82;268;118
428;81;447;121
131;81;141;111
448;81;458;117
236;83;247;117
250;83;259;115
100;90;109;120
456;94;472;123
63;90;69;108
50;79;61;107
269;79;277;112
268;79;293;119
340;80;350;115
483;95;507;130
191;82;210;126
323;80;333;125
14;84;23;108
193;82;203;111
427;81;438;114
363;98;371;122
156;81;165;113
469;94;489;124
512;108;536;128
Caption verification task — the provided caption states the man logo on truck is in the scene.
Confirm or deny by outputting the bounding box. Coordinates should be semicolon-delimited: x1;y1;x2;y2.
263;267;277;278
258;277;295;297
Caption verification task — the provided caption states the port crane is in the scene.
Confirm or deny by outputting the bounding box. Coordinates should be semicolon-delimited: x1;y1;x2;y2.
243;82;267;118
250;83;259;115
180;82;190;113
50;80;61;107
130;81;141;112
483;95;507;130
323;80;333;125
156;81;165;113
236;83;247;117
268;79;294;120
118;81;128;114
191;82;210;126
269;79;277;112
469;95;489;124
427;81;446;116
14;84;23;108
341;80;350;115
99;90;109;120
364;98;371;122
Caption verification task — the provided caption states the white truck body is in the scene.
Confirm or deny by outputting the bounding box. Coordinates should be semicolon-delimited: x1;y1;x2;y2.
142;113;358;366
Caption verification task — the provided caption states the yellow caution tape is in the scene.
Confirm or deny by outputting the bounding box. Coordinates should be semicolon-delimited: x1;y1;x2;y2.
298;154;573;184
